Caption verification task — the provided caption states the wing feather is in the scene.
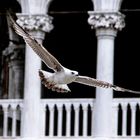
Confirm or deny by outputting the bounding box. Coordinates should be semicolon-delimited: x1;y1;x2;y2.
75;76;140;94
8;13;63;72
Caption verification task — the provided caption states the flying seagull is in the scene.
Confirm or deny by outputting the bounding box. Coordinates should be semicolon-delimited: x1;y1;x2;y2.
8;13;140;94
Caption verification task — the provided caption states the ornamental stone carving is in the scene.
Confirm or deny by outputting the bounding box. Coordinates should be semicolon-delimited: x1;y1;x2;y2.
3;43;25;61
16;14;54;32
88;12;125;30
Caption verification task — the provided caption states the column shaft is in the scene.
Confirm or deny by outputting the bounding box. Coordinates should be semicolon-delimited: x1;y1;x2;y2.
21;43;41;137
88;4;125;137
16;13;53;138
93;29;116;137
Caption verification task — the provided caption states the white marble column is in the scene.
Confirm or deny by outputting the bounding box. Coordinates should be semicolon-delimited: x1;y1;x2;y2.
17;1;54;136
95;27;116;137
16;13;53;138
88;1;125;137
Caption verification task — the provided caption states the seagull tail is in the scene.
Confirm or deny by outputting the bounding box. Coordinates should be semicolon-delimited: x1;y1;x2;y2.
112;85;140;94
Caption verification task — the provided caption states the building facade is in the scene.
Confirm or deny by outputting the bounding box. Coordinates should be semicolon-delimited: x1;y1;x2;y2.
0;0;140;140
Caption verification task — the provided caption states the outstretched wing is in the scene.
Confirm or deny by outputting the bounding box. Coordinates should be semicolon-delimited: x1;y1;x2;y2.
7;12;63;72
74;75;140;94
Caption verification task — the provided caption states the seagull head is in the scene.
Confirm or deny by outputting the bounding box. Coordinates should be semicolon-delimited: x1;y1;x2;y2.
61;67;79;83
67;70;79;83
70;71;79;76
62;67;78;80
63;67;79;77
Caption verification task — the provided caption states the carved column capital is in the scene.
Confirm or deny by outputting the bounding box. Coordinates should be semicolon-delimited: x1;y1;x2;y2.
88;11;125;31
16;14;54;33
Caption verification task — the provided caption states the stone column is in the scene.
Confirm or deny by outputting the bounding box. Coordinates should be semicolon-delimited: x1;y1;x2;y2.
16;13;53;138
2;17;24;99
2;43;24;99
88;3;125;137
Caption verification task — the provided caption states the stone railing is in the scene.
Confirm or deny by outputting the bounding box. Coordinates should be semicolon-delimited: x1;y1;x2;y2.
1;98;140;140
41;98;94;137
113;98;140;137
0;98;94;139
0;99;23;138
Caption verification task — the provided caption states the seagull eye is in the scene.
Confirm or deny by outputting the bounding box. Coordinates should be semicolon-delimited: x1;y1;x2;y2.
71;72;75;75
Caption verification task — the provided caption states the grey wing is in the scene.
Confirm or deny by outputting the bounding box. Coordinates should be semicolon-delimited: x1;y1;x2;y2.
74;76;140;94
8;13;63;72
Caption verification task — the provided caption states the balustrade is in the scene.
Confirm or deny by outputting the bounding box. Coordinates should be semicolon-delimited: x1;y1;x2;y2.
1;98;140;139
41;99;94;137
0;99;23;138
113;98;140;137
